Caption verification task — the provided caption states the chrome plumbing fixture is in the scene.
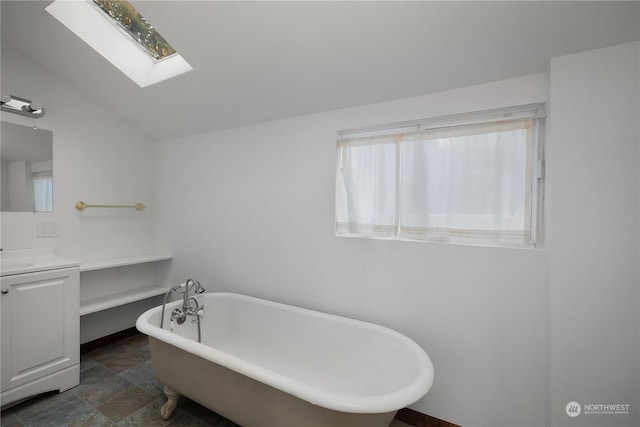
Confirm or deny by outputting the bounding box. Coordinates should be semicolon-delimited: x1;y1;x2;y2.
1;94;46;118
160;279;205;343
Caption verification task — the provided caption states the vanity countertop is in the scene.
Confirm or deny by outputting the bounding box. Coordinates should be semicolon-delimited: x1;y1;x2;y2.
0;248;80;277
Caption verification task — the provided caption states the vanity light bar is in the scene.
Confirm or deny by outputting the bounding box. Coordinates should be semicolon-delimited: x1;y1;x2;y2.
0;94;45;119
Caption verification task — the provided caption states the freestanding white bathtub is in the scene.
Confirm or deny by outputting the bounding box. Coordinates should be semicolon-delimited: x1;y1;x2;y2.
136;292;434;427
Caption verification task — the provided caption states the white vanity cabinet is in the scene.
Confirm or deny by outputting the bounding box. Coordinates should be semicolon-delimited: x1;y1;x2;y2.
0;250;80;407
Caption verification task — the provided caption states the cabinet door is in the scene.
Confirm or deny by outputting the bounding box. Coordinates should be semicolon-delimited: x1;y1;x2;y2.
1;268;79;392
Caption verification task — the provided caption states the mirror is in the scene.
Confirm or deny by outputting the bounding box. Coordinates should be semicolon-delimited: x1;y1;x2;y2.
1;122;53;212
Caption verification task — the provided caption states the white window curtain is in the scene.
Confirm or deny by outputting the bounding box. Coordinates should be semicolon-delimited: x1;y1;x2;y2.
33;172;53;212
336;116;540;248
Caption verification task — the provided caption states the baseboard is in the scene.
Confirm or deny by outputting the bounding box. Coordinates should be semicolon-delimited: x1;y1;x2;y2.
396;408;461;427
80;326;141;354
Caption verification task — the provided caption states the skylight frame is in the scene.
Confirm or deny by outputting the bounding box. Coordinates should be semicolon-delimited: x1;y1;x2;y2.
46;0;192;88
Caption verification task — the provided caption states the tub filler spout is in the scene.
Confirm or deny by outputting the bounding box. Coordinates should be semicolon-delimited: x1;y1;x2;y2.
160;279;205;342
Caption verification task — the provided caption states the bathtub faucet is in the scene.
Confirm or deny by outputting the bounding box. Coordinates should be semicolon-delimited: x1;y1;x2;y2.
172;279;205;326
180;278;205;309
160;279;206;342
170;297;205;327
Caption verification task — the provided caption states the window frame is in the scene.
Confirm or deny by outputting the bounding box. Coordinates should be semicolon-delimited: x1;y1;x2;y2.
335;103;546;249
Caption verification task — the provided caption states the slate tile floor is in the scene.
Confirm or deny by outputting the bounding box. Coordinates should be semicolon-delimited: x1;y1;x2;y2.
1;334;234;427
1;334;412;427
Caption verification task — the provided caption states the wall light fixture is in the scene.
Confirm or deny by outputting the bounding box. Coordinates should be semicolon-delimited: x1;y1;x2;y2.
0;94;46;119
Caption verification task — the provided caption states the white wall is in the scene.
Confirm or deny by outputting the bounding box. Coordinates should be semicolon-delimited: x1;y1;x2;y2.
1;45;162;341
547;42;639;427
156;42;640;427
3;33;637;427
0;45;155;259
155;73;549;427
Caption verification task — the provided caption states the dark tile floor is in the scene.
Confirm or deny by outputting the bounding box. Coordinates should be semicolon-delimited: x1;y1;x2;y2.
1;334;236;427
1;334;412;427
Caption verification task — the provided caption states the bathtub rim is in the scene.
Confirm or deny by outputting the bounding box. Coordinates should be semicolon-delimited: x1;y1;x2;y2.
136;291;434;414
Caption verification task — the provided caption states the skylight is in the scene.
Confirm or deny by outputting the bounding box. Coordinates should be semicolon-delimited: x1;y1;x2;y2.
91;0;176;61
46;0;192;87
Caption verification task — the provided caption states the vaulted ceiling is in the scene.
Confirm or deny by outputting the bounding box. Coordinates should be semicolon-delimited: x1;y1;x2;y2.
2;1;639;141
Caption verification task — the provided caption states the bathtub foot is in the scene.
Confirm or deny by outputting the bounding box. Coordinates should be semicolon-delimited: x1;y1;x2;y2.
160;385;180;420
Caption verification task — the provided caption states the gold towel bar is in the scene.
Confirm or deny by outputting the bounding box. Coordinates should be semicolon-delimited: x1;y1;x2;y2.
75;201;145;211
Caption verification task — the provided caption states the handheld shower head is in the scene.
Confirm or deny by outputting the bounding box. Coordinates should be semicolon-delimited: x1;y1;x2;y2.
194;280;206;294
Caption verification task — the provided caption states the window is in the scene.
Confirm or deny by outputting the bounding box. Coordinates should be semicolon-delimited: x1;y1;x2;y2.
335;104;545;248
33;172;53;213
91;0;176;61
46;0;192;87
